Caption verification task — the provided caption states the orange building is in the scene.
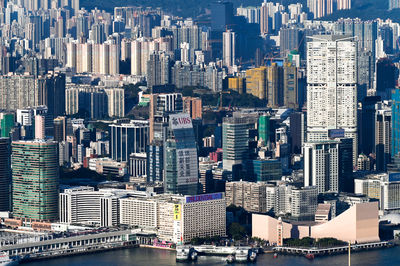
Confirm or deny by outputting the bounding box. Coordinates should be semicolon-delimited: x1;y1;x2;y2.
183;97;202;119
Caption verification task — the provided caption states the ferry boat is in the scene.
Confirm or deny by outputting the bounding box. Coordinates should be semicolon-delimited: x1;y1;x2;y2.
0;253;19;266
176;247;189;262
235;249;249;263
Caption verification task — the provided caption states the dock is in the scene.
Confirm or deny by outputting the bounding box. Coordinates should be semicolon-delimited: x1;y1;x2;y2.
273;241;394;256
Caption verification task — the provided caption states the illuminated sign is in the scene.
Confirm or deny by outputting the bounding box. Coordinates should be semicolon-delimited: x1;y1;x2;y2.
185;193;223;204
174;204;181;220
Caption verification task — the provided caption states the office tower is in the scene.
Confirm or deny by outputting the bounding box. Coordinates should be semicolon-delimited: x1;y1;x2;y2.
258;114;270;144
182;97;202;119
392;89;400;159
379;25;394;55
290;112;306;154
0;113;14;138
251;159;282;182
307;35;358;165
304;138;353;193
283;62;298;109
222;116;257;173
110;121;149;162
0;138;11;211
375;102;392;171
105;88;125;118
225;181;267;213
360;96;381;155
35;115;45;140
376;58;398;100
223;30;235;68
358;51;374;100
164;113;199;195
53;116;70;142
291;186;319;221
149;93;183;143
147;141;164;183
12;140;59;221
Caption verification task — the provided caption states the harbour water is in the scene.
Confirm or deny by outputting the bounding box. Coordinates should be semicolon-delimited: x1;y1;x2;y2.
24;245;400;265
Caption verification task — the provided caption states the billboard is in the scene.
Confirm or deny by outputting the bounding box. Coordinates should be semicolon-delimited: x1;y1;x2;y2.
174;204;181;221
328;129;345;139
176;148;198;186
185;193;223;204
169;113;193;129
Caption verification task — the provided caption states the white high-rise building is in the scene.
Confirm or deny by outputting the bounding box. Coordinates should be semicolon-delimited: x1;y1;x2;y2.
304;141;340;194
34;115;45;140
306;35;358;164
223;30;235;68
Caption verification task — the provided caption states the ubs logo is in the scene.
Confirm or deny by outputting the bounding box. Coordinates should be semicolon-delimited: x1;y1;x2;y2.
172;117;191;126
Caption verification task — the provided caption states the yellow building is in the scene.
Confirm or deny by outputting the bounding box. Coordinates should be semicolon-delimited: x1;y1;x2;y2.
228;77;245;94
245;66;267;100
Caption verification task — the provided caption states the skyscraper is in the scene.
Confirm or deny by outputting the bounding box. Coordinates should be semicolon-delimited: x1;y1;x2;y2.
375;102;391;171
12;140;59;221
0;138;11;211
164;113;199;195
110;121;149;162
304;138;353;193
0;113;14;138
307;35;358;165
222;116;257;173
223;30;235;68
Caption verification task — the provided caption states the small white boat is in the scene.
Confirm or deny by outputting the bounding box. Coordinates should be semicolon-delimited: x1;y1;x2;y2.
176;247;189;262
235;249;248;263
0;252;19;266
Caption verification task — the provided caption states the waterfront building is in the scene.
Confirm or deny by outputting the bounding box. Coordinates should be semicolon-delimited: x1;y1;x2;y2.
252;202;379;244
60;187;122;227
12;140;59;221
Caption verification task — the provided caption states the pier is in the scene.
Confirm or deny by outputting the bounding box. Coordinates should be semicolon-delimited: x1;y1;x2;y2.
273;241;394;256
0;229;141;258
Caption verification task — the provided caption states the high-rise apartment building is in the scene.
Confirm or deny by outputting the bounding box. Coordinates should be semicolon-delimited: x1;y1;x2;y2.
105;88;125;118
223;30;235;68
225;181;267;213
0;138;11;211
307;35;358;164
12;140;59;221
34;115;45;139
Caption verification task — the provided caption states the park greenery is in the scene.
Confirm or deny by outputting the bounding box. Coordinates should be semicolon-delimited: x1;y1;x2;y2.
284;237;347;248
